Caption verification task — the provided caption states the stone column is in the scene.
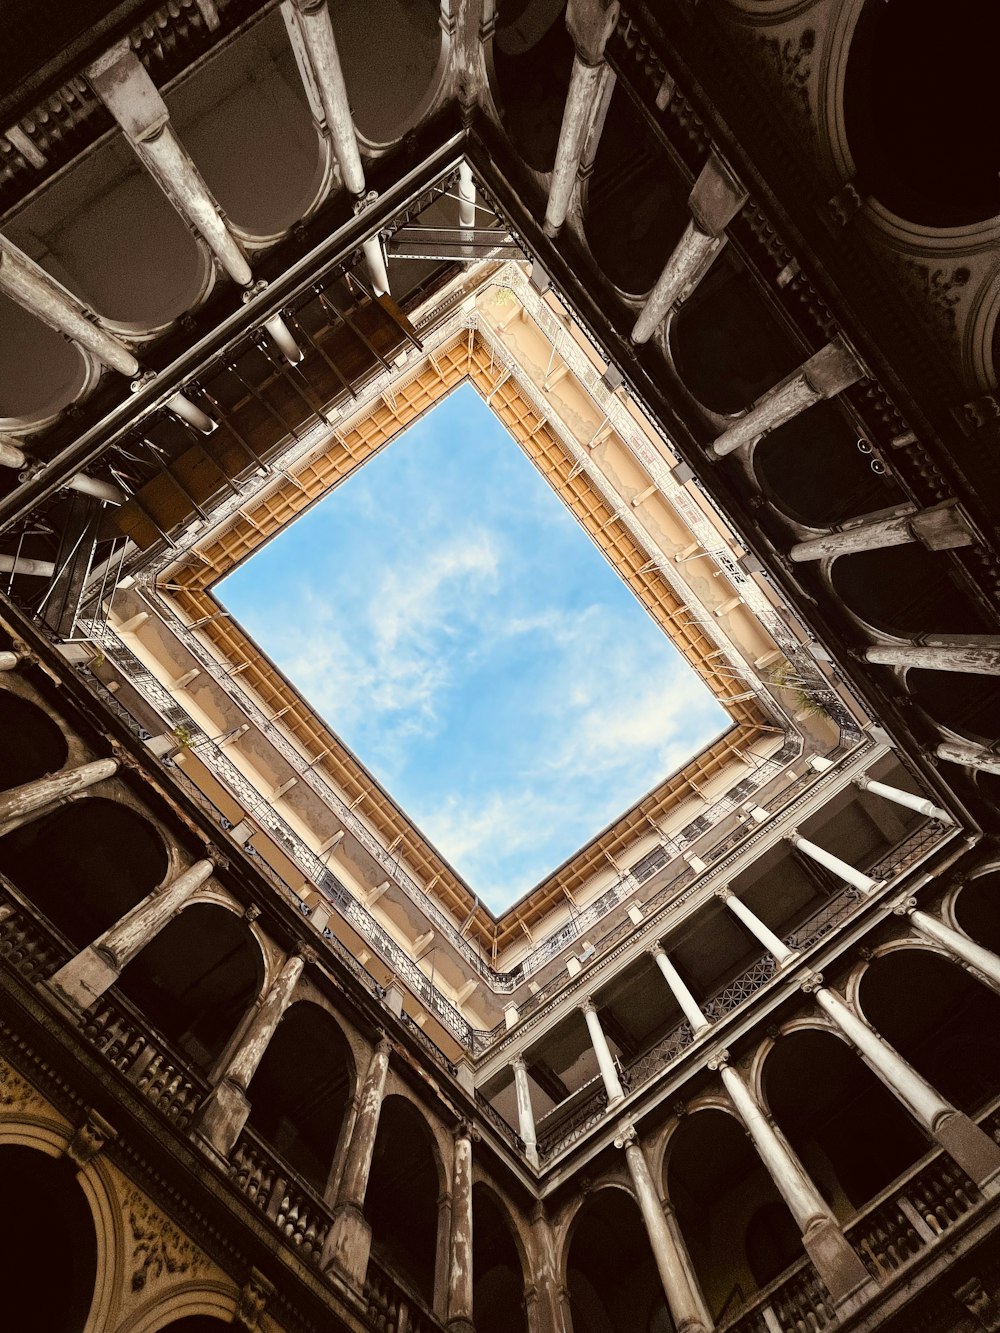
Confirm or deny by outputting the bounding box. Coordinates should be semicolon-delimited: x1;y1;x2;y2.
787;832;880;894
789;500;974;563
513;1056;540;1167
632;152;747;344
711;338;864;457
715;887;796;965
193;946;311;1160
615;1124;713;1333
904;904;1000;994
86;43;252;286
47;858;214;1011
528;1205;570;1333
854;773;952;824
581;999;625;1105
544;0;620;236
714;1054;874;1305
650;944;710;1031
0;234;139;376
283;0;366;196
0;652;19;671
864;638;1000;676
0;758;118;837
936;740;1000;777
813;982;1000;1192
322;1035;391;1287
447;1126;475;1333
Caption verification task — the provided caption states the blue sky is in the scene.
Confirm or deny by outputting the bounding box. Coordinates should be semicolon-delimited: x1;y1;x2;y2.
218;385;727;911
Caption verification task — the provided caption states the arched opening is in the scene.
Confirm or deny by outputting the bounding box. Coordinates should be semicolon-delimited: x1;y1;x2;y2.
116;903;264;1071
0;294;88;422
666;1107;799;1318
831;545;989;639
167;9;324;237
858;949;1000;1114
670;255;803;417
365;1095;440;1305
583;86;689;296
245;1001;354;1196
0;798;168;948
473;1185;528;1333
491;0;574;172
906;670;1000;748
954;872;1000;957
844;0;999;227
0;693;68;790
567;1187;670;1333
0;1145;97;1331
332;0;444;146
764;1029;928;1216
753;399;900;529
159;1322;232;1332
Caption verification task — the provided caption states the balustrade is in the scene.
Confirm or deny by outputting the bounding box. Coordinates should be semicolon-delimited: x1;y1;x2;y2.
231;1128;331;1263
721;1260;836;1333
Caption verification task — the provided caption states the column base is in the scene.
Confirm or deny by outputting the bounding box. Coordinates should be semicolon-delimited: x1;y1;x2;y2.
935;1110;1000;1191
190;1078;250;1161
446;1319;475;1333
801;1217;877;1308
46;946;119;1013
321;1201;373;1290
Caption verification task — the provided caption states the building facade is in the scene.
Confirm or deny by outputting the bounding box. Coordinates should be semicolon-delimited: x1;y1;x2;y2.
1;2;1000;1332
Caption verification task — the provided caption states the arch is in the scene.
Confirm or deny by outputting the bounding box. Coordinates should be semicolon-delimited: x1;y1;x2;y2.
0;1144;97;1331
472;1183;529;1333
0;692;68;790
830;545;989;640
117;902;265;1071
669;254;803;417
582;85;689;297
114;1283;241;1333
245;1000;355;1196
905;669;1000;748
752;398;900;528
762;1027;928;1215
167;8;327;240
857;947;1000;1114
0;797;169;949
158;1320;232;1331
954;871;1000;957
364;1094;442;1304
843;0;1000;228
0;293;90;423
664;1105;797;1318
331;0;446;149
490;0;574;173
565;1185;670;1333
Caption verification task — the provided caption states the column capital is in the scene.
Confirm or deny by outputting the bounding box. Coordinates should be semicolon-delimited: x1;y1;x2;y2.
853;774;873;791
294;942;318;966
713;886;732;903
580;996;597;1015
613;1122;638;1150
891;895;918;917
648;941;667;959
799;971;824;994
511;1054;527;1072
707;1048;730;1072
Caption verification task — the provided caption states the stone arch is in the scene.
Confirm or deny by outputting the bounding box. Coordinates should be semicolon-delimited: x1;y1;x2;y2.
116;901;266;1073
0;690;69;790
761;1026;929;1216
244;999;356;1197
954;870;1000;957
581;82;689;298
472;1181;529;1333
843;0;1000;228
903;668;1000;749
664;1103;797;1318
364;1092;444;1305
563;1183;671;1333
114;1282;241;1333
0;796;170;949
830;544;990;641
489;0;574;173
857;945;1000;1114
0;294;93;426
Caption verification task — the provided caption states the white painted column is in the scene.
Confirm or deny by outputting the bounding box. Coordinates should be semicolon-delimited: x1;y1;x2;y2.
937;740;1000;777
900;904;1000;995
716;887;796;965
0;758;118;836
854;773;952;823
512;1056;540;1167
165;391;216;434
457;161;476;230
715;1053;873;1303
789;500;974;563
48;859;214;1010
86;43;252;286
632;152;747;344
0;234;139;376
581;999;625;1105
711;338;864;457
787;831;880;894
0;437;124;503
650;944;710;1031
0;652;20;671
615;1124;713;1333
864;638;1000;676
0;555;55;579
813;982;1000;1191
544;0;620;236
